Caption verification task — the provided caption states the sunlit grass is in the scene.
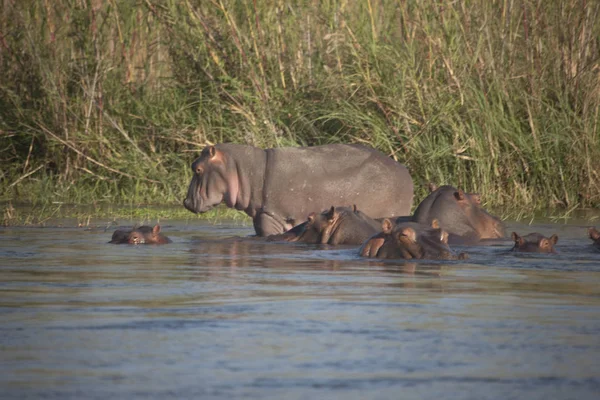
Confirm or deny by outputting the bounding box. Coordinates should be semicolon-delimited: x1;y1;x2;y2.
1;0;599;223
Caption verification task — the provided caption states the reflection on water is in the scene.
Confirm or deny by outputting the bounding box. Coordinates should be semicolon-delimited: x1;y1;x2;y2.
1;220;600;399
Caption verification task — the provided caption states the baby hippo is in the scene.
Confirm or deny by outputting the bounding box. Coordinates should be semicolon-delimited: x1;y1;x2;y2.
511;232;558;253
588;227;600;250
360;219;468;260
269;205;381;245
110;225;172;245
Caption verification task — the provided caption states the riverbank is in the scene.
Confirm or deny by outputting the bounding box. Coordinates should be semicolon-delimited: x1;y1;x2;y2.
3;200;599;229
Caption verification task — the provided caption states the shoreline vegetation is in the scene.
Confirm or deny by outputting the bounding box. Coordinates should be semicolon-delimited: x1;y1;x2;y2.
1;201;252;227
1;1;599;226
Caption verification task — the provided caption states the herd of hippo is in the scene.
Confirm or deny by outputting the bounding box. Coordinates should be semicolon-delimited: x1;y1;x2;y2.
111;143;600;258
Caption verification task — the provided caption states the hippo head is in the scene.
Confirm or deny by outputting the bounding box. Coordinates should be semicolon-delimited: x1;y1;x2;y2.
511;232;558;253
455;190;505;240
589;227;600;248
391;226;426;259
309;206;339;243
128;225;163;244
413;185;505;243
391;225;467;260
295;205;359;244
289;210;327;243
184;146;240;214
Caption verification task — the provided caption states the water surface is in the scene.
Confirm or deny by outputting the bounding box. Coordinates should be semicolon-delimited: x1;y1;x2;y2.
1;220;600;399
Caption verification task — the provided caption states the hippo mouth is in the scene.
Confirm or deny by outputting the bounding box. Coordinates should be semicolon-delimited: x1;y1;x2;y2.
183;196;213;214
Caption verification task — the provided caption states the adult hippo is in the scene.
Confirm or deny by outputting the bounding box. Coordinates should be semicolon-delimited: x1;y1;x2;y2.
183;143;414;236
412;184;505;245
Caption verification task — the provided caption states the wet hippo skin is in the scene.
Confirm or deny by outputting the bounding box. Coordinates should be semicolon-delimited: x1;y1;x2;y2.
589;227;600;250
360;218;467;260
511;232;558;253
109;225;172;245
268;205;383;245
412;184;505;245
184;143;414;236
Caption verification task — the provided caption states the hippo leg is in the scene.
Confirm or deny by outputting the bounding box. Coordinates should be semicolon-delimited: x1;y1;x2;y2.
360;237;385;257
254;211;292;237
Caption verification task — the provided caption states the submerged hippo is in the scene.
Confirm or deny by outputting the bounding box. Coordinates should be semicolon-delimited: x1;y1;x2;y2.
412;184;505;244
183;143;414;236
359;218;431;258
589;227;600;250
109;225;172;245
511;232;558;253
269;205;382;245
360;218;467;260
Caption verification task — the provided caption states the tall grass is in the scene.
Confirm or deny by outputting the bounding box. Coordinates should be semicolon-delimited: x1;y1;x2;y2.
1;0;599;217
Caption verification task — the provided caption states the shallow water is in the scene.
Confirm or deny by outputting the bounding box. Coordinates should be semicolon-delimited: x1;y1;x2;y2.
1;220;600;400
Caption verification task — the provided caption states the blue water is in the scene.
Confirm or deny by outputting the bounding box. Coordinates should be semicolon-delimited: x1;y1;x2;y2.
1;220;600;399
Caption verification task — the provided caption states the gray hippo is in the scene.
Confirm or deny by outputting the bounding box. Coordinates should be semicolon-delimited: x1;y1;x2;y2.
110;225;172;245
360;219;468;260
184;143;414;236
511;232;558;253
268;205;382;245
412;184;505;244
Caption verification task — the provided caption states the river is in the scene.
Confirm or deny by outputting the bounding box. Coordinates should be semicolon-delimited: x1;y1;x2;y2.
1;219;600;399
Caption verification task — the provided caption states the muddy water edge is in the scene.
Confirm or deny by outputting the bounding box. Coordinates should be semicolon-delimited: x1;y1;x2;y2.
1;219;600;400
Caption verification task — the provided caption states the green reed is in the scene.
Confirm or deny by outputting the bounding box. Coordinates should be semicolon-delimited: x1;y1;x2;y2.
1;0;599;222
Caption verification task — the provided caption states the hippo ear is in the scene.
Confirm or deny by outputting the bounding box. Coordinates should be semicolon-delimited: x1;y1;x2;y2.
548;234;558;245
326;206;336;221
208;146;216;158
152;225;161;235
454;190;465;201
428;183;438;192
511;232;524;246
589;227;600;241
539;238;550;250
470;194;481;205
382;219;393;234
352;204;358;213
439;229;449;244
431;218;440;229
307;212;316;223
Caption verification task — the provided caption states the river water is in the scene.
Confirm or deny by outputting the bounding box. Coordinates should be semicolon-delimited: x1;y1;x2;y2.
1;219;600;399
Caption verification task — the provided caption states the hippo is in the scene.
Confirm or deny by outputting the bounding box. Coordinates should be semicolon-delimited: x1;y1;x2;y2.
183;143;414;236
511;232;558;253
360;218;468;260
268;205;382;245
109;225;172;245
589;227;600;250
359;218;433;258
412;184;505;244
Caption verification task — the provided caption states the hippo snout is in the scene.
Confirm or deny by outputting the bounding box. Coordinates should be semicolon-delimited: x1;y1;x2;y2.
183;197;197;213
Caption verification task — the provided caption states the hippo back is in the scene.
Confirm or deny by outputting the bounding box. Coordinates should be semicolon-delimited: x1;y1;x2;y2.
264;144;413;225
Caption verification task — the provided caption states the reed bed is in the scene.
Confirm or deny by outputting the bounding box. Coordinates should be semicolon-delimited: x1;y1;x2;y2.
1;0;599;220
